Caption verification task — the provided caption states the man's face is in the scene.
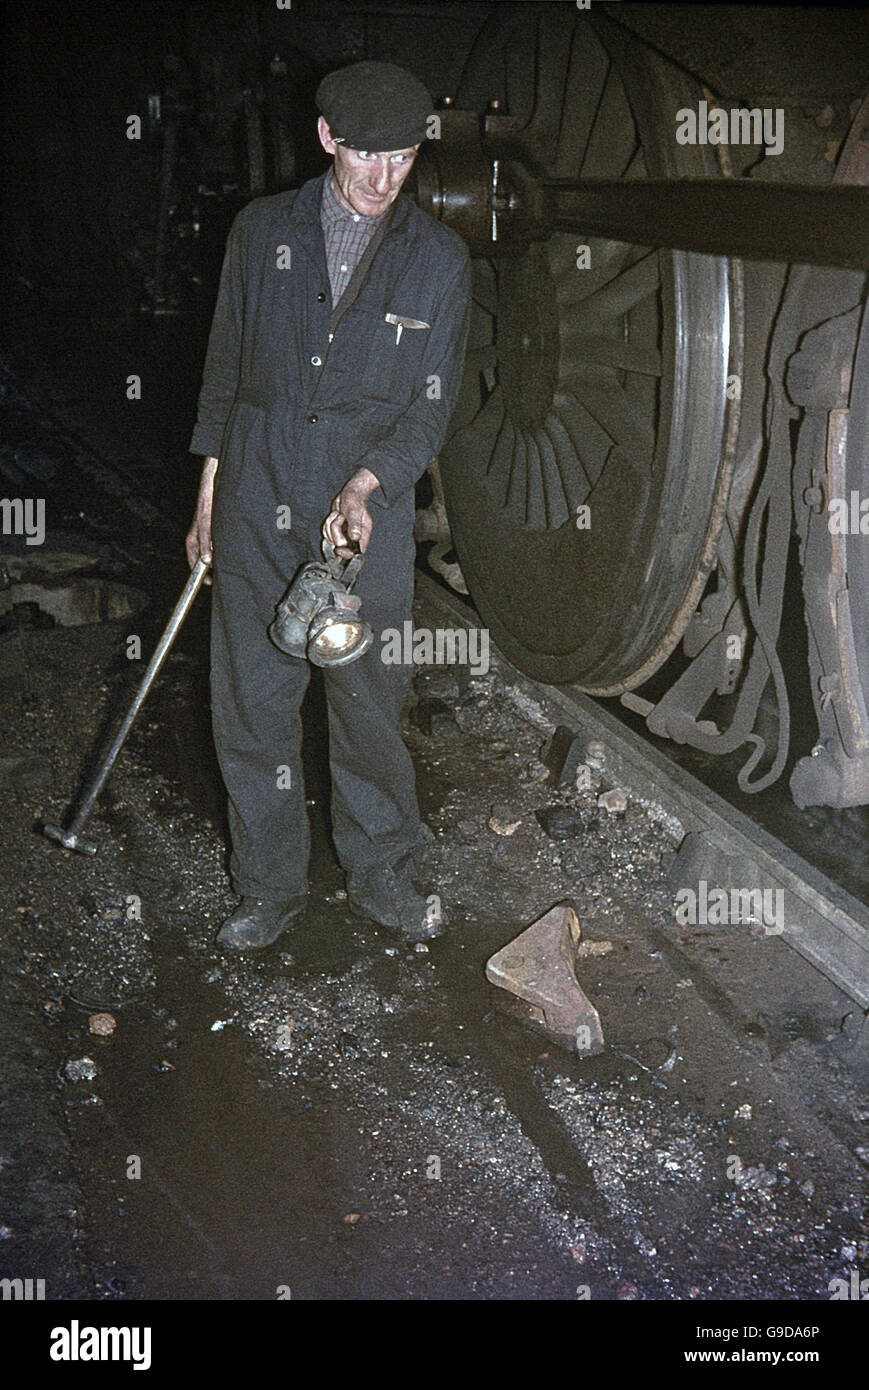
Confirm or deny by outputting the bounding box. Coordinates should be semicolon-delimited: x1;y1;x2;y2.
318;117;419;216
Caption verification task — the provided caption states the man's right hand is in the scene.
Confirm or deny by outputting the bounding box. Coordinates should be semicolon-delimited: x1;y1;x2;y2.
185;456;218;583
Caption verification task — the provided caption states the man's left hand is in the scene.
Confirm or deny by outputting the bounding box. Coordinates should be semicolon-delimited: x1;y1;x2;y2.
323;467;380;557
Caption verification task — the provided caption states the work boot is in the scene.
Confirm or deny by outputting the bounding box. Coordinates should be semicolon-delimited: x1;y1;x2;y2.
391;824;437;880
216;894;307;952
346;863;447;942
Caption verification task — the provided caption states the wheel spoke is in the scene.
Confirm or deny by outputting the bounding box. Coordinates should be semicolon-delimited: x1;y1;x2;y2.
522;432;548;529
555;239;634;306
561;380;655;471
450;382;504;450
535;424;572;528
464;344;498;376
544;411;590;513
554;32;609;178
554;392;614;489
448;337;488;435
506;426;529;515
504;38;533;128
467;296;495;352
580;64;638;180
569;251;660;330
486;409;516;506
472;263;498;317
622;145;647;181
548;233;587;280
561;333;662;377
524;10;575;149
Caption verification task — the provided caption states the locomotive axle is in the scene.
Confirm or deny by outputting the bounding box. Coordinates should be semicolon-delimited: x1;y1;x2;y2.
415;105;869;269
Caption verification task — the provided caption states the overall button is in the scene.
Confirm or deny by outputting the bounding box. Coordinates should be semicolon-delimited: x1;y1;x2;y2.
311;356;322;367
308;413;318;424
317;291;326;302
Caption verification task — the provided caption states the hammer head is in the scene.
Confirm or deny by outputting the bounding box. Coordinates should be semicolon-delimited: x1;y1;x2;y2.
41;824;98;856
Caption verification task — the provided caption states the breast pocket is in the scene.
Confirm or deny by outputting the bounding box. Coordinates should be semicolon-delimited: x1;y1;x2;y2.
345;305;431;403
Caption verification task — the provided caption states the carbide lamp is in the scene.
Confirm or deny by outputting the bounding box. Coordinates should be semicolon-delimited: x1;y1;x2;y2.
269;539;373;667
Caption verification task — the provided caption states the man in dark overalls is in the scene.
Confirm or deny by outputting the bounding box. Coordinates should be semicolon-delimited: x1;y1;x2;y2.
185;62;471;951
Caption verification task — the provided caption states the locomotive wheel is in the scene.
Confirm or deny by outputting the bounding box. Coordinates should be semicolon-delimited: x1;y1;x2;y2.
439;5;742;692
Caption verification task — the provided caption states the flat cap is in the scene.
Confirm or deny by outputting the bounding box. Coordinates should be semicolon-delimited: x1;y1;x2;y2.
316;61;433;151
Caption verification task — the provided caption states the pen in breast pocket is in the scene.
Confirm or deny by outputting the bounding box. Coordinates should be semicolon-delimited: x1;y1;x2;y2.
384;313;430;345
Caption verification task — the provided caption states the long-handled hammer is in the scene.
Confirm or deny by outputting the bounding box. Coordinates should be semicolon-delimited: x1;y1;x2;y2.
42;557;211;855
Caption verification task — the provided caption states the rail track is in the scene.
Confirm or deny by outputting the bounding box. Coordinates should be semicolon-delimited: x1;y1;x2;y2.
415;569;869;1021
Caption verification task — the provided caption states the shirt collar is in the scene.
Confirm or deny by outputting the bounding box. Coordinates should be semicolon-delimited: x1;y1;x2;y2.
321;170;388;229
288;172;411;261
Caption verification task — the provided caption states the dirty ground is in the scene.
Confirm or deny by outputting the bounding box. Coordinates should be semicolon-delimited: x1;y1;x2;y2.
0;568;867;1302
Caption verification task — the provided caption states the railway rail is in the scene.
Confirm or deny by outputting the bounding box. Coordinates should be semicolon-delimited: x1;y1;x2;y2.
415;569;869;1021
